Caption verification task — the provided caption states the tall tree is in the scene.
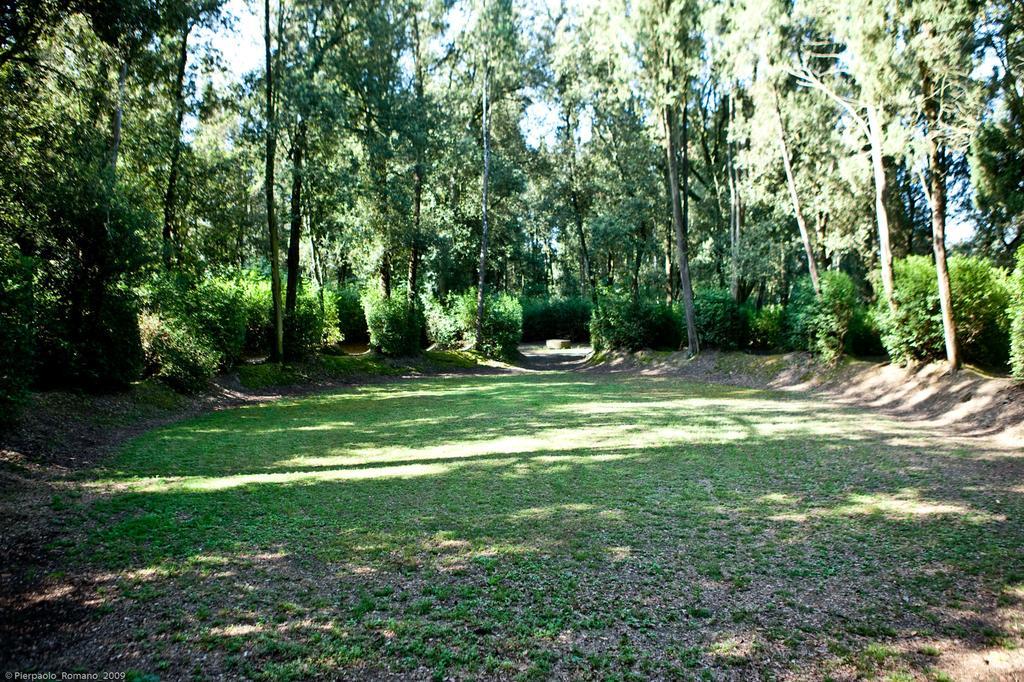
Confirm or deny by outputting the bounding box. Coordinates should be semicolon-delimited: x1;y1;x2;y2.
264;0;284;360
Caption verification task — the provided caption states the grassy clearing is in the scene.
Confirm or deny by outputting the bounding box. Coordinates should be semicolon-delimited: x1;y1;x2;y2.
31;375;1024;679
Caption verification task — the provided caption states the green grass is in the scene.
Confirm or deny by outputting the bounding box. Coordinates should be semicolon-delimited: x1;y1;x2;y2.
54;374;1023;679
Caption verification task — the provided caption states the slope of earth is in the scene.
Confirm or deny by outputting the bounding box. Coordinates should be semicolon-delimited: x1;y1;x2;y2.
588;349;1024;444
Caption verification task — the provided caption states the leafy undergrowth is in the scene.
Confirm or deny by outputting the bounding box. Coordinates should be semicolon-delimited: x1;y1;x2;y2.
235;350;493;389
13;375;1024;680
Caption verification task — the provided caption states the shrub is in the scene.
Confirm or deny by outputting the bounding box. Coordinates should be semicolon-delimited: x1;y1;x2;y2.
139;273;248;369
749;304;785;351
590;292;682;352
188;278;247;367
813;271;857;364
878;255;1010;368
846;305;885;357
1011;249;1024;380
74;286;144;389
782;277;818;352
424;295;463;350
949;255;1010;368
336;284;369;344
465;292;523;359
521;297;592;342
284;289;338;359
140;313;219;393
694;289;748;350
237;274;273;356
0;241;34;422
363;289;423;357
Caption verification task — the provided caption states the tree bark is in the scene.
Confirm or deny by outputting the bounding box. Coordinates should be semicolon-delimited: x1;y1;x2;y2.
866;103;896;312
664;98;699;355
921;70;960;371
109;57;129;175
474;59;491;348
407;167;422;303
773;91;820;294
285;118;305;320
726;92;740;300
163;22;192;270
264;0;284;361
564;111;594;302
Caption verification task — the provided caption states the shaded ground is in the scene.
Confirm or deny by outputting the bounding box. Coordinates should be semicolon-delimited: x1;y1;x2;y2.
518;343;592;371
2;371;1022;680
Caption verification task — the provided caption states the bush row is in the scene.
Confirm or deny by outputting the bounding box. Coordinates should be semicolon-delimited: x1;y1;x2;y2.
585;255;1019;371
421;290;523;359
521;297;592;343
138;272;348;392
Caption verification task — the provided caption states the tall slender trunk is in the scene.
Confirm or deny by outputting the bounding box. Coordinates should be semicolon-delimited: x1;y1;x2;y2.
407;166;422;302
664;224;673;302
474;60;491;347
664;97;699;355
866;103;896;311
285;118;305;321
773;90;820;294
163;23;192;269
565;112;594;302
109;57;128;176
921;70;960;371
408;14;425;304
727;92;740;300
264;0;283;361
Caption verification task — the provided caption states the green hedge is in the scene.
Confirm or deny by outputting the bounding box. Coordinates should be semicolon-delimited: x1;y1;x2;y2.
694;289;748;350
336;284;369;344
813;271;857;364
878;255;1010;368
0;241;34;422
521;297;592;342
749;304;785;351
590;292;682;352
425;290;523;360
140;312;220;393
363;289;424;357
1009;249;1024;380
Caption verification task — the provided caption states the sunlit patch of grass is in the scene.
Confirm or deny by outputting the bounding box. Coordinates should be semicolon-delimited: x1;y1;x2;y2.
49;374;1024;679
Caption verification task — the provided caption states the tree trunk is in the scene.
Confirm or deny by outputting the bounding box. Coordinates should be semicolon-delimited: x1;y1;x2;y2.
664;98;700;355
264;0;284;361
163;23;192;270
285;118;305;320
474;60;491;348
727;93;740;300
407;166;422;303
565;112;595;302
109;57;129;175
866;103;896;312
773;90;820;294
921;70;960;371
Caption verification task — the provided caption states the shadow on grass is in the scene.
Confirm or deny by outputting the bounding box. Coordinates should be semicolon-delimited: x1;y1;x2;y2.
7;374;1024;679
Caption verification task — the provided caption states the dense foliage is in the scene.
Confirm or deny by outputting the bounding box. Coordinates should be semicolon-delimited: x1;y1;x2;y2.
590;293;682;352
693;289;748;350
878;256;1010;368
521;297;592;343
363;290;424;357
0;0;1020;415
1012;250;1024;380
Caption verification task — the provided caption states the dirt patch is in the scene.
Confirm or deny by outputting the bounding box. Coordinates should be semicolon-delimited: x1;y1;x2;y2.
583;349;1024;444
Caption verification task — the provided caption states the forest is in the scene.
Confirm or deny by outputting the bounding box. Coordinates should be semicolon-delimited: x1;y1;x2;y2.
0;0;1022;403
2;0;1024;679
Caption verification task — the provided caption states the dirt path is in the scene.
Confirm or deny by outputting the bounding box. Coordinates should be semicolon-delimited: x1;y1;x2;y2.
517;343;593;371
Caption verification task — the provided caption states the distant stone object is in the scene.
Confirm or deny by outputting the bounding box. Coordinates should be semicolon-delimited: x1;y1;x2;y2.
546;339;571;349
